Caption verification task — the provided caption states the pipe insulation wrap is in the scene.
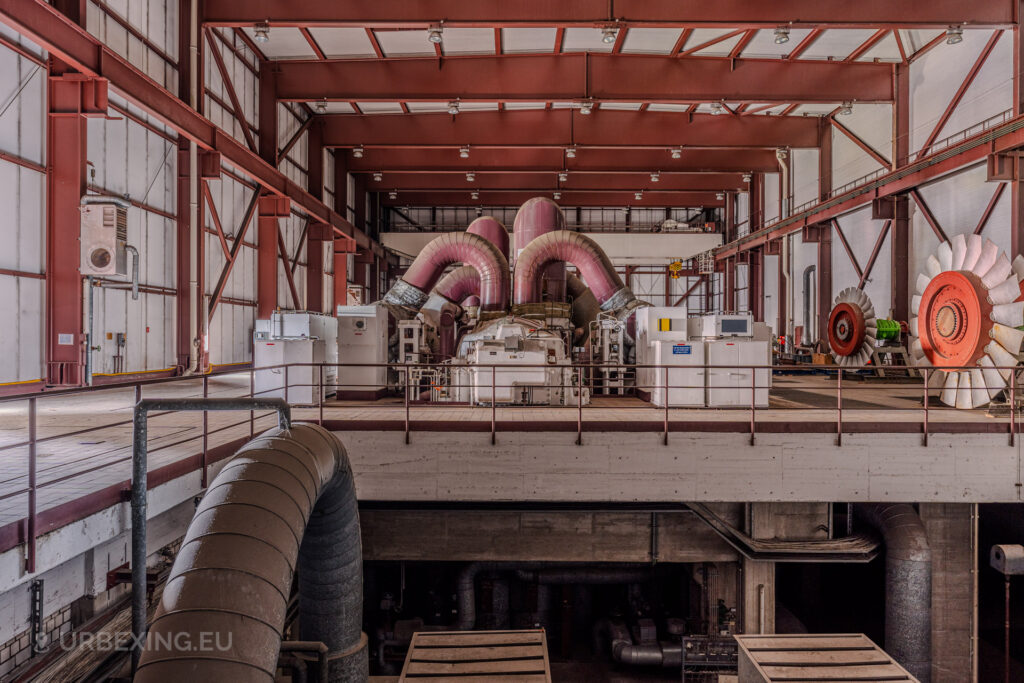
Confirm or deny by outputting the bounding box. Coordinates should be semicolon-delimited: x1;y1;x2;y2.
386;231;509;312
514;230;627;306
856;503;932;683
136;423;367;683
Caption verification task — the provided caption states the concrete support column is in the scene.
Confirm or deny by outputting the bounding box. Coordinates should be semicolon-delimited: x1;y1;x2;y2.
742;560;775;634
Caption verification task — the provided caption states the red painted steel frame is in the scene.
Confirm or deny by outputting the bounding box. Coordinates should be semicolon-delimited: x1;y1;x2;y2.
200;1;1015;28
320;109;819;149
272;54;895;104
0;0;376;252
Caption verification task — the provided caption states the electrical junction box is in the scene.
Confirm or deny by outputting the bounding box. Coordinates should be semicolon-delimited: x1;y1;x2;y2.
706;339;770;407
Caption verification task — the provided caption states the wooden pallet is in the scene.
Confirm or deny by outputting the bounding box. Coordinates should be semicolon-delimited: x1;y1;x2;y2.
398;629;551;682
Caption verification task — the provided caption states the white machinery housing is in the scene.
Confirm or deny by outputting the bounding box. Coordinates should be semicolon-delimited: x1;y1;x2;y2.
253;311;338;404
337;305;389;398
80;197;129;277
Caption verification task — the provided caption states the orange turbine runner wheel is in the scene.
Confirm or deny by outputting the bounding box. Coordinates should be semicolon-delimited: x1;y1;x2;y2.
917;270;992;367
827;302;865;357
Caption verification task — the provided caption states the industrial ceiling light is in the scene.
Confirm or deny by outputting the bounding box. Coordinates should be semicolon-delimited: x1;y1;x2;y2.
447;100;460;115
427;25;444;44
465;171;475;182
742;173;752;183
946;25;964;45
553;191;562;200
476;207;483;216
372;172;382;182
601;26;618;44
352;146;364;158
650;172;660;183
670;147;682;159
253;22;270;43
634;191;643;200
710;102;724;116
388;190;397;200
839;100;853;116
565;147;577;158
314;98;328;114
716;192;725;200
773;26;790;45
470;190;479;200
558;171;568;182
579;100;594;115
459;146;470;158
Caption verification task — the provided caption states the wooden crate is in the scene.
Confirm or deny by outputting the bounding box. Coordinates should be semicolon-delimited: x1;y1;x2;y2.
398;629;551;682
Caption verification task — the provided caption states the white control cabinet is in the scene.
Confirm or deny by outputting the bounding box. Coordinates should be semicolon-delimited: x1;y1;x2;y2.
706;340;770;407
337;305;389;397
650;340;706;407
253;311;338;405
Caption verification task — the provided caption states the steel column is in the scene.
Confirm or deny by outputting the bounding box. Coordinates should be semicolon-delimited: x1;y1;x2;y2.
892;63;912;322
257;196;291;317
258;61;278;165
1014;2;1024;257
333;152;351;310
817;231;832;345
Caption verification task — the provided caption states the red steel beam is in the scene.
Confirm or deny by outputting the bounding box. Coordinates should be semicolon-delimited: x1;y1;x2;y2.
346;147;781;173
0;0;376;253
320;109;819;149
831;219;864;279
918;30;1004;158
973;182;1006;235
201;179;233;261
203;27;257;152
829;116;891;168
787;28;824;59
909;189;951;243
844;28;889;61
857;219;891;290
201;1;1016;28
365;171;747;191
271;54;895;104
380;190;726;207
277;227;302;309
715;111;1024;259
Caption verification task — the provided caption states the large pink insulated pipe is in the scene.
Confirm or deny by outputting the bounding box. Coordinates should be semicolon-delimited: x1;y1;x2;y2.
383;232;509;312
434;265;480;305
514;231;633;311
513;197;567;301
467;216;510;260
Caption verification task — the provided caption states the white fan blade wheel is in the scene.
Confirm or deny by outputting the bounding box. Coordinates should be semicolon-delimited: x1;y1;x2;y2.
1013;254;1024;281
970;367;989;408
962;234;983;273
912;294;923;314
929;369;948;389
985;341;1017;380
925;255;942;278
910;338;926;362
981;253;1012;288
974;239;1000;278
915;273;932;296
909;316;919;337
951;234;968;271
979;355;1007;399
991;323;1024;355
955;370;973;409
941;371;959;406
991;301;1024;328
938;241;954;272
862;307;876;322
988;276;1021;305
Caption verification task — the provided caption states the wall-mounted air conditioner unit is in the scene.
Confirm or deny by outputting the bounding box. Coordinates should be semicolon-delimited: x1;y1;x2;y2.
80;196;130;276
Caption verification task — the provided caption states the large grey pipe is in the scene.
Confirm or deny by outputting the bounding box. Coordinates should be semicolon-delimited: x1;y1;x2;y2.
135;423;367;682
857;503;931;682
597;620;681;668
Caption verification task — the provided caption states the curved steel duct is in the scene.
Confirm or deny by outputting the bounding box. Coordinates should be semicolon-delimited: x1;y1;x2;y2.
596;620;682;668
383;231;509;313
568;273;601;344
857;503;932;683
434;265;480;306
467;215;510;260
136;424;367;683
513;197;568;301
514;230;638;315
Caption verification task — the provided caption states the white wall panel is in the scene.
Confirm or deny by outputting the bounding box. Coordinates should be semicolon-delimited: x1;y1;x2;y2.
0;36;46;383
86;0;177;92
831;104;892;189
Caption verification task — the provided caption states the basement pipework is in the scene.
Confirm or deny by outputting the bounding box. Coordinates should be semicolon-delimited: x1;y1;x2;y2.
856;503;932;683
597;620;682;668
135;420;368;682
